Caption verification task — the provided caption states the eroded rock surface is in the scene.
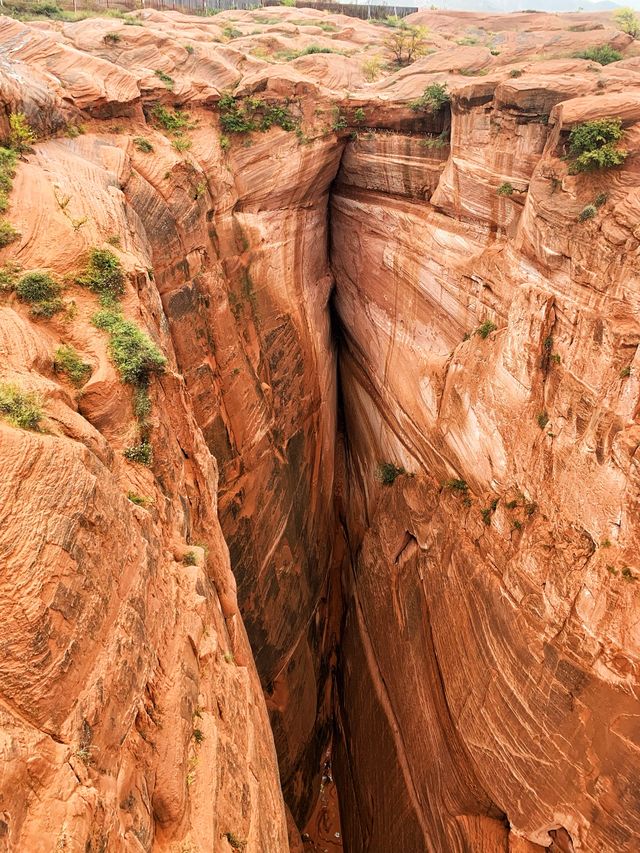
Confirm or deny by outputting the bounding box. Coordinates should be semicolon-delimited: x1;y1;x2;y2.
1;5;640;852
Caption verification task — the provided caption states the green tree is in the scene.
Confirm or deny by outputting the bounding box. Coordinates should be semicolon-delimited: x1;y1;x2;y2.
614;6;640;38
385;24;429;67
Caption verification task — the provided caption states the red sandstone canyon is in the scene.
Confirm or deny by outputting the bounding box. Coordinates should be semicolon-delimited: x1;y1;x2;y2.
1;2;640;850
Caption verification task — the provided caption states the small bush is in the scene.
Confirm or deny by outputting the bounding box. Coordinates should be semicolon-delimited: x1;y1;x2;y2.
481;507;492;525
537;411;549;428
133;136;153;153
0;262;19;291
224;834;246;851
376;461;406;485
622;567;636;582
8;112;36;153
568;119;627;174
362;56;382;82
103;31;121;44
409;83;450;112
77;248;125;303
575;45;622;65
133;387;151;422
92;309;166;386
220;135;231;151
192;728;205;743
497;182;514;196
578;204;597;221
16;271;59;303
184;44;195;54
509;69;523;78
354;108;366;123
620;365;631;378
127;491;152;506
0;146;17;213
0;219;19;247
593;192;608;207
154;69;174;89
614;7;640;38
123;441;153;465
183;551;197;566
477;320;497;339
151;105;192;135
172;137;192;152
445;478;468;492
0;382;43;430
54;345;92;387
332;111;347;132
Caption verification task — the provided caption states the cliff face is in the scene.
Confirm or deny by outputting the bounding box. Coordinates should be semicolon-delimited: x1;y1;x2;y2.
1;6;640;853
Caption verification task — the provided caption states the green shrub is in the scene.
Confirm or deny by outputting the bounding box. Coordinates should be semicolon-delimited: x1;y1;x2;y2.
123;440;153;465
103;31;121;44
622;567;636;581
0;262;19;291
537;411;549;428
568;118;628;173
77;248;125;303
54;345;92;387
477;320;497;339
220;135;231;151
16;271;59;303
509;68;523;78
183;551;197;566
133;136;153;153
575;45;622;65
445;478;468;492
8;112;36;153
154;69;174;89
376;461;406;485
127;491;151;506
0;382;43;430
218;94;296;134
133;387;151;422
30;298;64;319
172;137;192;152
0;219;19;247
620;365;631;378
151;105;192;135
0;146;17;213
409;83;450;112
332;110;347;132
192;727;205;742
184;44;195;54
614;7;640;38
224;833;246;850
354;107;366;123
594;192;608;207
92;308;166;386
578;204;597;221
497;182;514;196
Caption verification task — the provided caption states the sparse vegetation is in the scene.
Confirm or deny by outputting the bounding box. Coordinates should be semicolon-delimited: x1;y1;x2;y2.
0;382;43;430
184;44;195;54
568;118;627;174
220;135;231;152
385;23;429;67
578;204;597;221
477;320;497;339
224;833;246;851
614;6;640;38
218;93;297;134
0;147;18;213
154;69;175;89
172;137;192;152
409;83;450;112
0;219;19;247
509;68;523;78
445;478;468;492
77;248;125;304
354;108;366;123
537;411;549;429
151;105;193;135
362;55;382;82
92;308;166;386
16;271;63;317
127;491;152;507
575;45;622;65
133;136;153;153
192;728;205;743
620;365;631;378
376;461;406;485
54;345;91;387
183;551;197;566
622;567;636;582
8;112;36;153
103;31;121;44
123;441;153;466
497;182;514;196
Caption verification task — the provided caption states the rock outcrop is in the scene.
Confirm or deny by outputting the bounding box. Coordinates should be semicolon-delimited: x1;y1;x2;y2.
1;5;640;852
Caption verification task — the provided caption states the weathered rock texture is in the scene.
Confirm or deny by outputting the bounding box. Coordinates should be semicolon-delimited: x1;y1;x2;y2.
1;5;640;852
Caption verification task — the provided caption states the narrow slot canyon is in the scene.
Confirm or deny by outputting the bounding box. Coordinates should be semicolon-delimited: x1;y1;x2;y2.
2;6;640;853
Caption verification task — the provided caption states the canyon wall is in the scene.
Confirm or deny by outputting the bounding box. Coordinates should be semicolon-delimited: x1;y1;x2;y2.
1;5;640;852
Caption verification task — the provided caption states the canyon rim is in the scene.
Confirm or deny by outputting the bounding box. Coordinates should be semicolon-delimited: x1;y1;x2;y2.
1;2;640;851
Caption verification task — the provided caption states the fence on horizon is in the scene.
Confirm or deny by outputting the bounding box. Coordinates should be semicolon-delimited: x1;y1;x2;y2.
62;0;418;20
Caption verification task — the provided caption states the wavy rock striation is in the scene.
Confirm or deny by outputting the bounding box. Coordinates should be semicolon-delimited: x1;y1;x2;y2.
1;6;640;852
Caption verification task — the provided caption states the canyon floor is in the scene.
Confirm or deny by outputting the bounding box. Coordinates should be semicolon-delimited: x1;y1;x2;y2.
1;4;640;852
